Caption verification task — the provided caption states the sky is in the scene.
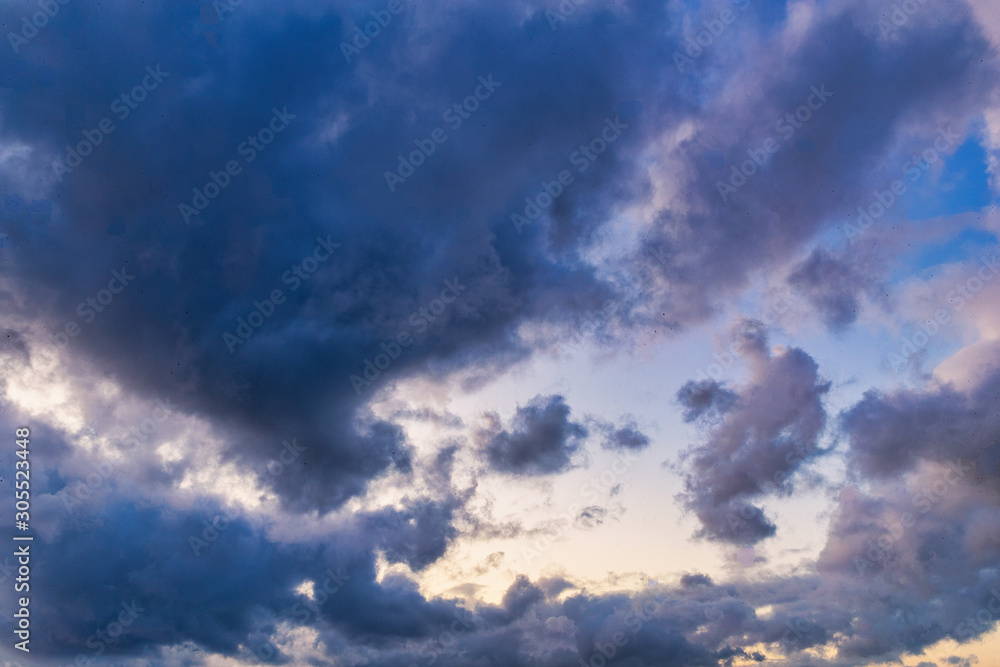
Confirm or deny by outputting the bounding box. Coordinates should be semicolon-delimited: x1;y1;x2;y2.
0;0;999;665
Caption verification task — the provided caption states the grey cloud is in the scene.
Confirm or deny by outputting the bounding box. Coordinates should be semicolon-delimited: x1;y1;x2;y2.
678;336;831;543
482;395;587;476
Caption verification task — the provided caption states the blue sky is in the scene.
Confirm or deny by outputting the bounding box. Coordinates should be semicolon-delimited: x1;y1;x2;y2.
1;0;1000;666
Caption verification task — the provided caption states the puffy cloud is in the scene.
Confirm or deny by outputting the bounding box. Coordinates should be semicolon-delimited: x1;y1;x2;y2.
481;395;587;476
677;326;831;543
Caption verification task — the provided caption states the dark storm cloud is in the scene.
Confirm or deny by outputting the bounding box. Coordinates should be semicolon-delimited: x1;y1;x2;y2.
18;495;484;663
481;394;587;475
480;575;545;625
677;326;831;543
0;0;694;516
364;499;462;571
17;485;762;666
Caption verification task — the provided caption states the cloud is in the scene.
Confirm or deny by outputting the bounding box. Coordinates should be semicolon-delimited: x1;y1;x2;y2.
677;326;831;543
481;395;588;475
841;369;1000;480
590;414;652;451
787;248;875;331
